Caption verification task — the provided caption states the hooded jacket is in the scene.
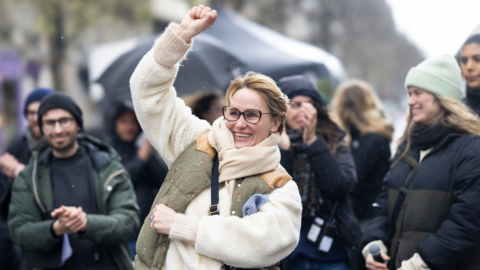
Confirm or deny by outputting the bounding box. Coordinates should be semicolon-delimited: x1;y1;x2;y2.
108;103;168;222
8;134;140;270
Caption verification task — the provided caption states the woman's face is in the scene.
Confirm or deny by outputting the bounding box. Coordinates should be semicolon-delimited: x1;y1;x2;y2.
461;43;480;89
286;95;315;130
408;86;445;125
225;88;280;149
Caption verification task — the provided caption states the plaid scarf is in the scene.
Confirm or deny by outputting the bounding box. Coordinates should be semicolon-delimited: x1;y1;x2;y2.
288;129;323;217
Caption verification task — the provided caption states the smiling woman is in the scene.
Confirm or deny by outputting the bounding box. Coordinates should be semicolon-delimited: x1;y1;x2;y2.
223;72;287;149
129;5;301;270
362;55;480;270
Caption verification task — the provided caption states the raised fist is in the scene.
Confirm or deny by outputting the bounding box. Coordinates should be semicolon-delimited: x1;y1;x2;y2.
176;5;217;44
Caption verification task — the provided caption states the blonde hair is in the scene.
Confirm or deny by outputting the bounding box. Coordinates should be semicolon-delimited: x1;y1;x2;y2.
397;95;480;161
332;79;394;142
225;71;289;134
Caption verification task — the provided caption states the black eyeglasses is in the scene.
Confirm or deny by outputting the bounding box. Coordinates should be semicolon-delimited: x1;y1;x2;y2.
222;106;270;124
42;117;74;130
26;110;38;119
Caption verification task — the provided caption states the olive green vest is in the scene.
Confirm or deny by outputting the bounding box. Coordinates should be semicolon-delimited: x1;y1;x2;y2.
135;132;291;270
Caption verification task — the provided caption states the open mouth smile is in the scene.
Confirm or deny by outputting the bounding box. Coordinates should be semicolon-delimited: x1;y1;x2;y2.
234;132;252;138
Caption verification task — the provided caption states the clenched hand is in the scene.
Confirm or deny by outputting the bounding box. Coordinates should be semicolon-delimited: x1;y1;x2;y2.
175;5;218;44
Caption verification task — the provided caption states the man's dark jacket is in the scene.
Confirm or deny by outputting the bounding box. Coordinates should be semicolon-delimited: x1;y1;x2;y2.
0;135;31;218
8;134;140;270
362;134;480;270
0;135;32;269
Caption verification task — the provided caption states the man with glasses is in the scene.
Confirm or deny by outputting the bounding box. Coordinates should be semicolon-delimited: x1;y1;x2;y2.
0;87;52;270
8;93;139;270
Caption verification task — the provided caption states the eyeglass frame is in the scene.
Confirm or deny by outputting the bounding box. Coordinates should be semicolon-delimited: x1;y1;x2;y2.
26;110;39;119
42;117;75;130
222;106;271;124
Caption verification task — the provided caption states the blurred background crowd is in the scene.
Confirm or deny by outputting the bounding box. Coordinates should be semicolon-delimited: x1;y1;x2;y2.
1;0;479;152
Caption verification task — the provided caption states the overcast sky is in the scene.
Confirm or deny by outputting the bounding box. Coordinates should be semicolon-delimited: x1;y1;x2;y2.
386;0;480;57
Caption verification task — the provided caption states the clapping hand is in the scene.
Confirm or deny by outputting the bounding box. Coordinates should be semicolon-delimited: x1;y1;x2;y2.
279;129;291;150
299;102;318;146
51;206;88;235
137;138;155;161
0;153;25;178
175;5;218;44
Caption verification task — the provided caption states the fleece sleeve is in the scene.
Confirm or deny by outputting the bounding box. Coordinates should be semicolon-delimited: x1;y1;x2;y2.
194;181;302;268
130;24;211;168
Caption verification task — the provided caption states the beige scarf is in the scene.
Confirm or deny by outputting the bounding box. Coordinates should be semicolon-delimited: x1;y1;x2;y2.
208;118;281;194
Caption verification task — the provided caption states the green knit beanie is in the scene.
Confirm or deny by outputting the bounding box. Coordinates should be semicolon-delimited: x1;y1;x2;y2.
404;54;462;101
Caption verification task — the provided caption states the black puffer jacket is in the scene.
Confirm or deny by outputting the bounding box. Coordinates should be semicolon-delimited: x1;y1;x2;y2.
349;126;391;221
281;131;364;270
362;134;480;270
463;86;480;115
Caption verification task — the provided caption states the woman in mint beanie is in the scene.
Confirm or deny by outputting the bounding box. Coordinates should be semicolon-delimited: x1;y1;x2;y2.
361;54;480;270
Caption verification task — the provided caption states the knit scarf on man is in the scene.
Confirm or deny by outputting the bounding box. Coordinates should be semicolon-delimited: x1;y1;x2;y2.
208;117;281;194
26;131;48;151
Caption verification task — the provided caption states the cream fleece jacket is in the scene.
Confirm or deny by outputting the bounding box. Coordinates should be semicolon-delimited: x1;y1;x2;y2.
130;24;302;270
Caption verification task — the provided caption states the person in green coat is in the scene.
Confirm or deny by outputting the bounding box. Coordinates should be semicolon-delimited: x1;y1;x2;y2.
8;93;140;270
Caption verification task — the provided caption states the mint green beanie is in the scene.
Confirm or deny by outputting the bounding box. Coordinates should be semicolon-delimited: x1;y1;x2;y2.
404;54;462;101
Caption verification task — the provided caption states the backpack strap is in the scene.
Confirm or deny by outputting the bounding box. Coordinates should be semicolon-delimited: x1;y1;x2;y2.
209;155;220;216
388;153;419;258
196;131;219;215
390;154;419;228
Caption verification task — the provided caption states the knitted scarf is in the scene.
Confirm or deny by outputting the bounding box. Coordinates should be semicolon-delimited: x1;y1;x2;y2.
288;129;320;217
410;123;456;151
26;131;48;151
208;118;281;194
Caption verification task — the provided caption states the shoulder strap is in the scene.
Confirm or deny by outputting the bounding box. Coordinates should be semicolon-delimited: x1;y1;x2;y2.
388;153;419;245
209;156;220;215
